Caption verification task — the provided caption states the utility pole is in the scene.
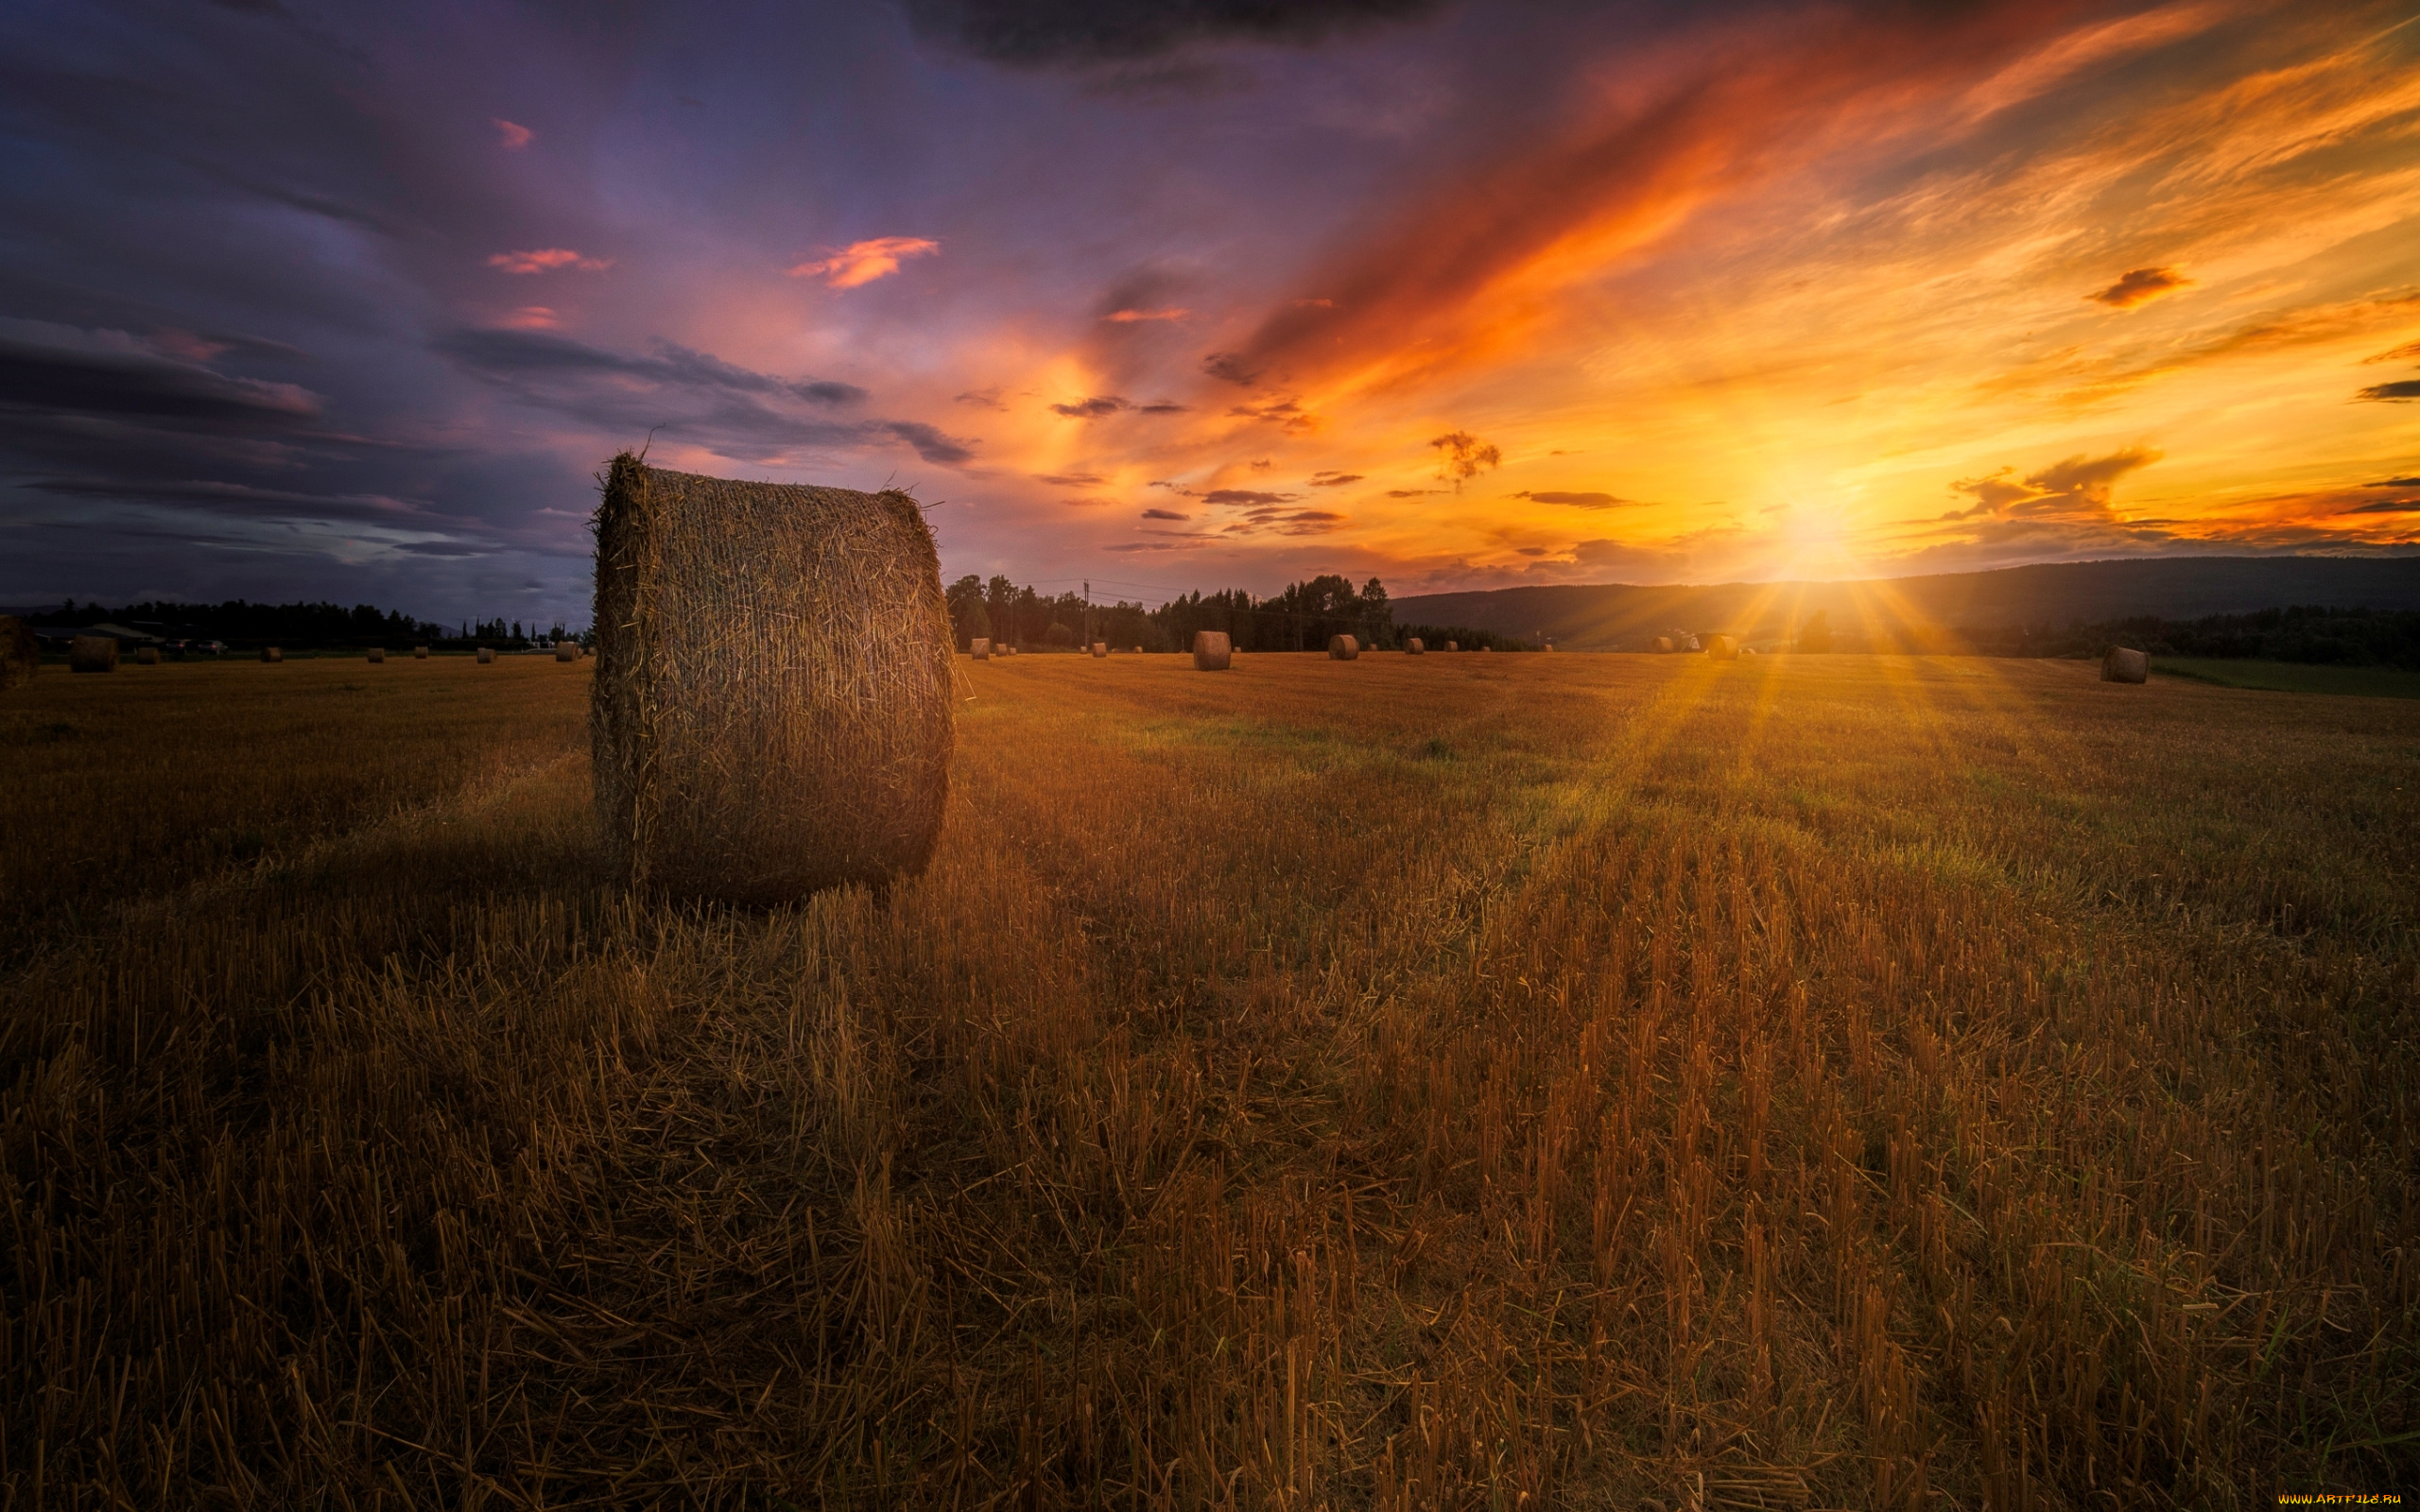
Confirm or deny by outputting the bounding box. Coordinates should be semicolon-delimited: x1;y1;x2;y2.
1083;580;1092;649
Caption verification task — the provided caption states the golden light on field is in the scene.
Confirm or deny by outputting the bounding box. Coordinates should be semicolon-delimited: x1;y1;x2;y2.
9;652;2411;1503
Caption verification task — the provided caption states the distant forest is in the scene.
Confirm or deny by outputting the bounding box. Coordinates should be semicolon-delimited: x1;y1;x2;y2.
944;573;1529;653
1963;605;2420;669
24;599;577;649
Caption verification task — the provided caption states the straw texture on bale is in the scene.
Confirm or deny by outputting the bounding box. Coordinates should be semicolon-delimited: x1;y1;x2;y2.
367;647;386;663
0;616;35;692
1406;638;1424;655
70;635;118;674
1705;634;1739;661
1328;634;1359;661
476;647;495;664
136;645;161;665
591;455;954;904
261;647;283;663
1192;630;1232;671
2101;645;2150;684
415;645;430;660
970;638;991;661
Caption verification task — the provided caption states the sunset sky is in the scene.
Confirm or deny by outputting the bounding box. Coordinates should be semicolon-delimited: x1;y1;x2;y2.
3;0;2416;626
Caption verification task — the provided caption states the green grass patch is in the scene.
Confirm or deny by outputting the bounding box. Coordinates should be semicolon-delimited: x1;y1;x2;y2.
2152;658;2420;700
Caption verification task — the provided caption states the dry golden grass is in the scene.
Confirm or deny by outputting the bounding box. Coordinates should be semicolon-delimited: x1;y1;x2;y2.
2;652;2414;1508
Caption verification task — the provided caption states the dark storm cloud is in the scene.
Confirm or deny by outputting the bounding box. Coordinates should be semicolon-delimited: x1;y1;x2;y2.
1513;490;1634;508
434;330;866;408
2087;266;2189;308
1201;489;1298;507
883;420;980;464
0;327;318;424
901;0;1448;66
19;475;451;524
2356;380;2420;402
1051;395;1132;418
434;328;970;467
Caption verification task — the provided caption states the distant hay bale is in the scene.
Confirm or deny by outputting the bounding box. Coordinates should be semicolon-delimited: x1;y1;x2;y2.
1091;641;1107;658
1445;641;1459;652
1192;630;1232;671
1133;644;1143;653
260;646;283;663
415;645;430;660
0;616;35;692
555;641;578;662
476;647;495;664
971;637;991;661
1705;634;1739;661
367;647;386;663
1406;638;1425;655
1652;637;1672;653
136;645;161;665
591;455;953;904
1328;634;1359;661
2101;645;2149;684
71;635;119;673
1742;647;1758;658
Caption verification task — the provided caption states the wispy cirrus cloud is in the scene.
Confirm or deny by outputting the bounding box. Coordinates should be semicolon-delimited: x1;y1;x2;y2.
487;248;611;274
786;236;940;288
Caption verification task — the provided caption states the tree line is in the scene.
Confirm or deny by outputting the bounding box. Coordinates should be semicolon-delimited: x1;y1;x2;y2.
1959;604;2420;667
943;573;1528;653
26;599;577;649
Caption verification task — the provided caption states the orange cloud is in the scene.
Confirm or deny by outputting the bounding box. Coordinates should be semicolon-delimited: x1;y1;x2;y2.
1103;307;1188;322
2088;266;2189;307
786;237;940;289
488;249;610;274
497;306;560;330
493;119;533;149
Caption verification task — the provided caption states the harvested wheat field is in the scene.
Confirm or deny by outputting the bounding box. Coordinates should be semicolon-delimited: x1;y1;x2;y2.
3;651;2415;1508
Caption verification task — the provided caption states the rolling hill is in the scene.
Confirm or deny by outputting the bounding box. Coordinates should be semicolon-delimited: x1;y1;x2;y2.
1392;556;2420;650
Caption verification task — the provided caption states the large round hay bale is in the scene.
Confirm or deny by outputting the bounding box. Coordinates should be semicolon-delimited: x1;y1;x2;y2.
261;646;283;663
71;635;119;673
554;641;577;662
1445;641;1460;652
1705;634;1738;661
2101;645;2149;684
136;645;162;665
1192;630;1232;670
367;647;386;663
591;455;953;903
476;646;495;664
971;637;991;661
1090;641;1107;658
414;645;430;660
1328;634;1359;661
1406;637;1425;655
0;616;36;692
1651;637;1672;653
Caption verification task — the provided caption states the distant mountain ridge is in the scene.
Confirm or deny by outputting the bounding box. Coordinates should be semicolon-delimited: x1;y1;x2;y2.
1392;557;2420;650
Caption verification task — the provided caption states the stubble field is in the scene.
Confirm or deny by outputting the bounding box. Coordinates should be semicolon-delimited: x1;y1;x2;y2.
3;651;2415;1509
